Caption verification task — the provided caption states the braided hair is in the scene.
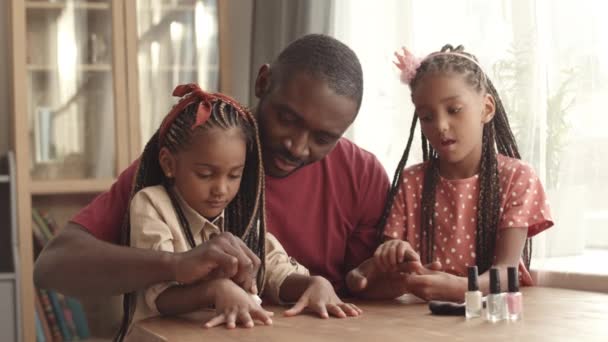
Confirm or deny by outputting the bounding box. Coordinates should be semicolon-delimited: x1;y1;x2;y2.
115;84;266;341
379;44;531;275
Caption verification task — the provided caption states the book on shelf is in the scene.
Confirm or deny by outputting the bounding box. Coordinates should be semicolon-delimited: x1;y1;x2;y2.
33;209;92;340
65;296;91;339
35;309;46;342
35;292;53;342
38;289;63;341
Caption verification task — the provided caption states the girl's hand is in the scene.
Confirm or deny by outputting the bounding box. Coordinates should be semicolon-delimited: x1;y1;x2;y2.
404;268;467;303
203;279;273;329
374;239;420;271
284;276;362;318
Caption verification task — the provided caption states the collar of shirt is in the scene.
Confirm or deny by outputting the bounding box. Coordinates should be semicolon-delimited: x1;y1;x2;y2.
172;187;224;242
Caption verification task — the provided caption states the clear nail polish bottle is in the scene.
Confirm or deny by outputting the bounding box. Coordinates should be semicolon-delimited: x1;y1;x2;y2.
465;266;482;319
506;266;523;320
486;268;506;322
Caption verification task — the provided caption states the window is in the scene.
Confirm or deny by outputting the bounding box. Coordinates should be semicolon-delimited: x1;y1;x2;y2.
332;0;608;276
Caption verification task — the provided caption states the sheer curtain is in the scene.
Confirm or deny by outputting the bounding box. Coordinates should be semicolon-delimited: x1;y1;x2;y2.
331;0;608;273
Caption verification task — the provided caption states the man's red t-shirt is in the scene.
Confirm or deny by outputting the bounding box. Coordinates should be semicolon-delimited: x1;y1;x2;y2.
71;138;390;292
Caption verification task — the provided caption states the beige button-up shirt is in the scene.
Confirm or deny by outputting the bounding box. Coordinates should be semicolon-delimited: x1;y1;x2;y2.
129;185;308;324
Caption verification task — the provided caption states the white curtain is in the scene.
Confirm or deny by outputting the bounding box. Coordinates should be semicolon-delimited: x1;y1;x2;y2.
331;0;608;268
136;0;220;150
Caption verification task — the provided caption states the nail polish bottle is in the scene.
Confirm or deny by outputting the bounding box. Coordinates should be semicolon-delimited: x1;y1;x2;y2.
507;266;523;320
465;266;482;319
486;268;506;322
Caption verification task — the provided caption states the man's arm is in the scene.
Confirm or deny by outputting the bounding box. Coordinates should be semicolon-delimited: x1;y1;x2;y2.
34;223;258;298
34;223;175;297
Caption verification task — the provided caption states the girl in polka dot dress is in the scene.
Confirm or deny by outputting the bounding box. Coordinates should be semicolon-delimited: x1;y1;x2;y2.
367;44;552;302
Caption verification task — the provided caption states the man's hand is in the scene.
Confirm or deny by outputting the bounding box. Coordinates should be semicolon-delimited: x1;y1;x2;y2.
284;276;362;319
173;232;260;292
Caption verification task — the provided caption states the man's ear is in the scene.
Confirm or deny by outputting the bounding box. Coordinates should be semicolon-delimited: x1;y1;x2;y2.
159;147;176;178
482;93;496;123
254;64;272;99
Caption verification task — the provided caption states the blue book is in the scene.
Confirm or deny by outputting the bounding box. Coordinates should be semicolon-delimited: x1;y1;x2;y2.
35;310;46;342
47;290;72;340
65;297;91;339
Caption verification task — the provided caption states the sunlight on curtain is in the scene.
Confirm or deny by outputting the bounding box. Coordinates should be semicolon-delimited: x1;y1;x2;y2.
54;3;81;163
136;0;219;150
332;0;608;271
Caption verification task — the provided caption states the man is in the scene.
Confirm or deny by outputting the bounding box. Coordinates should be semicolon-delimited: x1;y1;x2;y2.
35;34;391;318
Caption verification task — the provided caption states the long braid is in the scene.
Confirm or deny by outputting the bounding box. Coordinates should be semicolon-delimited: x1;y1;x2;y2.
115;88;266;341
381;44;530;274
419;156;439;263
377;114;418;236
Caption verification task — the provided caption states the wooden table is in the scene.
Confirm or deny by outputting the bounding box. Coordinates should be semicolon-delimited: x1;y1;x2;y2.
129;287;608;342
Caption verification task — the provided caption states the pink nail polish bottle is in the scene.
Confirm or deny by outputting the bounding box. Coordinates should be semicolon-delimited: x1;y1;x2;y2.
506;267;523;321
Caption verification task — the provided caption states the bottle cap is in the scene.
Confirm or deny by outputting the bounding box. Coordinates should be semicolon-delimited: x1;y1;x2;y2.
467;266;479;291
490;268;501;294
508;266;519;292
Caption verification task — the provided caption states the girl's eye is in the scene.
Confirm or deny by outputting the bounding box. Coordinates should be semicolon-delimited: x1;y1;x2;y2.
229;174;242;180
448;107;462;114
419;115;433;122
196;173;212;179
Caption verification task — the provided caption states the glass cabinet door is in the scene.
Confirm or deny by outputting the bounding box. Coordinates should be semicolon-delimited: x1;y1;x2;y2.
26;0;117;180
134;0;220;151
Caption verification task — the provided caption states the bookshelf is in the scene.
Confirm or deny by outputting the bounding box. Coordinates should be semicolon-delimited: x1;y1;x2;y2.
30;179;115;195
27;64;113;72
8;0;233;339
26;1;111;11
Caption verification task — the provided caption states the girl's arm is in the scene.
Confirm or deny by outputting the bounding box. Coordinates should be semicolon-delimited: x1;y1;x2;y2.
263;233;361;318
155;279;218;315
280;274;362;318
476;227;528;294
156;278;273;329
404;227;528;302
348;228;528;301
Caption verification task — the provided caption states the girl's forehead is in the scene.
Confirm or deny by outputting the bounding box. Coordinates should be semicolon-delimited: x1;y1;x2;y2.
412;73;478;104
180;128;247;165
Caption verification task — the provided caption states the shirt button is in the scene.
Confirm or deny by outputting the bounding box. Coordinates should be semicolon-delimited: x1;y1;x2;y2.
289;257;297;266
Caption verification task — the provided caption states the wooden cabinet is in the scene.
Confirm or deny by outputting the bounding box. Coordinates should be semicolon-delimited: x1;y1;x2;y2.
8;1;230;340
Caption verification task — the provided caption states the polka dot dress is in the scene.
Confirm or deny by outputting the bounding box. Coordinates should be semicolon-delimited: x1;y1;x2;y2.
384;154;553;285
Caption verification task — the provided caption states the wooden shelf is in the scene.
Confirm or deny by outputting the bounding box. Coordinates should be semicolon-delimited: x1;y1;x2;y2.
138;4;198;12
26;1;110;11
141;64;219;72
0;273;16;281
30;179;114;195
0;175;9;183
28;64;112;72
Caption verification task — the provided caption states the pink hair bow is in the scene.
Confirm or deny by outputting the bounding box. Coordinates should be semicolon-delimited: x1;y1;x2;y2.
393;47;421;85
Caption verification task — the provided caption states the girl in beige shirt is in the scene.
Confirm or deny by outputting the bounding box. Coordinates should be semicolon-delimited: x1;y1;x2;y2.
119;84;360;339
